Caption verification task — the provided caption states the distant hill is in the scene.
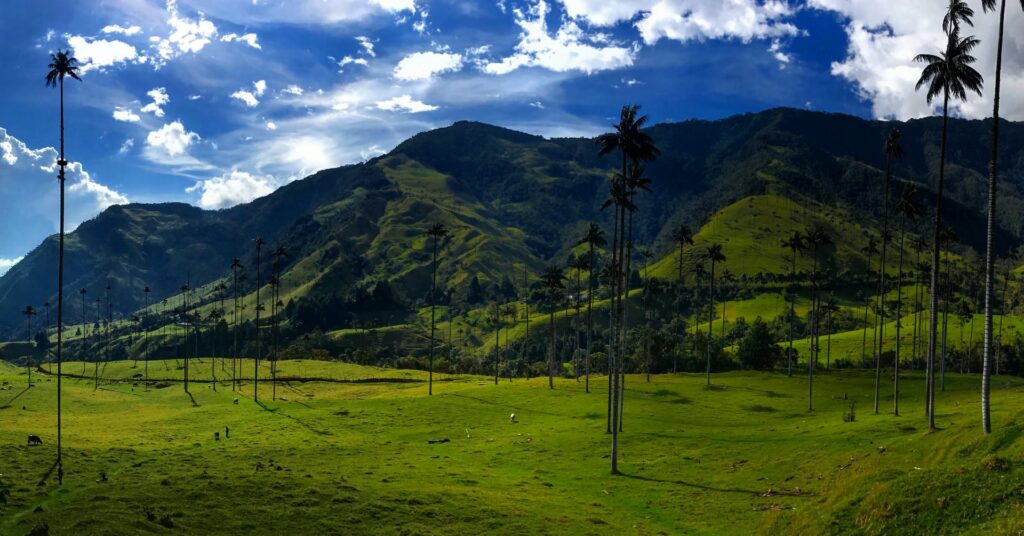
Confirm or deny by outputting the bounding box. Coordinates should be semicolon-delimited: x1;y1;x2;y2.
2;108;1022;336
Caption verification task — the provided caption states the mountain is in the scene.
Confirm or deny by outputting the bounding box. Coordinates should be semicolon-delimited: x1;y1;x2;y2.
2;107;1023;337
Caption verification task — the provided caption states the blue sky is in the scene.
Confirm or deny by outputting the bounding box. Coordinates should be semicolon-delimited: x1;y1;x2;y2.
1;0;1022;272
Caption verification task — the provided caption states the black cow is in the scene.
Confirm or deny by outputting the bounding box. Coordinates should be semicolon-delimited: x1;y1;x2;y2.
27;435;43;446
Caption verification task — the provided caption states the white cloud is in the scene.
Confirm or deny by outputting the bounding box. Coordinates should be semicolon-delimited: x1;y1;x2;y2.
67;35;139;72
0;257;24;276
220;32;261;49
153;0;219;65
282;85;304;96
231;80;267;107
560;0;800;44
266;121;277;130
112;107;141;123
483;1;637;75
529;101;545;109
356;35;376;57
338;56;369;71
376;94;439;113
768;39;791;67
101;24;142;36
187;170;275;209
119;138;135;154
809;0;1024;120
140;87;170;117
0;127;129;260
146;121;199;157
181;0;415;25
394;51;464;80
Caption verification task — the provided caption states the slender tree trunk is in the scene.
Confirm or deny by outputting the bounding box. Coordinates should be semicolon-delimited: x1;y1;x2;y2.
861;299;870;368
429;240;438;396
586;243;595;393
996;274;1008;376
254;245;261;402
875;158;893;415
809;253;819;412
788;248;797;377
941;253;951;391
895;220;906;416
55;80;65;483
707;260;715;385
926;91;952;432
982;0;1007;435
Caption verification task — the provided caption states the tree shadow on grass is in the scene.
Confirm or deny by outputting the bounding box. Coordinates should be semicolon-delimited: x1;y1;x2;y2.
617;472;762;496
0;386;31;409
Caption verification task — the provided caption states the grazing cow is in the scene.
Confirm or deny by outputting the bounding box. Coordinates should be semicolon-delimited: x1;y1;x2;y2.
27;435;43;446
214;432;220;441
233;397;239;405
509;413;517;423
225;427;230;439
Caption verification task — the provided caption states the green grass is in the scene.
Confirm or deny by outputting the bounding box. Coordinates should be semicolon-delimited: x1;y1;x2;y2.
2;359;1023;534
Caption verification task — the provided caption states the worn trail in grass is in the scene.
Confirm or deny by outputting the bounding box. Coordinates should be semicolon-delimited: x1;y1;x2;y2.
1;359;1023;534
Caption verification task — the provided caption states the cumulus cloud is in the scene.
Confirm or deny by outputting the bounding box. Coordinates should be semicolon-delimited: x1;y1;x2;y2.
146;121;199;157
67;35;139;72
0;126;129;261
0;257;24;276
483;1;637;75
394;51;464;80
376;94;439;113
220;32;261;49
338;56;369;72
101;24;143;36
186;170;275;209
282;85;304;96
112;107;141;122
153;0;219;65
140;87;170;117
231;80;267;107
356;35;377;57
809;0;1024;120
560;0;800;44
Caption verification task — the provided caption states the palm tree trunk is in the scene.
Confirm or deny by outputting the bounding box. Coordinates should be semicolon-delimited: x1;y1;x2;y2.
861;299;870;368
254;245;261;402
586;243;595;393
788;248;797;377
926;90;951;432
429;240;438;396
981;0;1007;435
707;260;715;385
895;220;906;416
54;78;67;484
875;158;893;415
941;253;951;391
996;274;1008;375
809;253;818;412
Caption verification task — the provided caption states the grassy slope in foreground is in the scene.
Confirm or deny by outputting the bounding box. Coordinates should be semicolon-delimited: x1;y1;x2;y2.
2;361;1024;534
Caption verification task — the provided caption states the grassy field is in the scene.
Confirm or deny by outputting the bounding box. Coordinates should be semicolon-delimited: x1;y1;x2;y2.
2;359;1024;535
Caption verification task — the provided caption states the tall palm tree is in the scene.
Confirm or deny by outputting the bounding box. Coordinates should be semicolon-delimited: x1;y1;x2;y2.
782;231;806;378
143;286;151;390
597;105;659;475
892;183;922;416
805;224;833;412
672;225;694;374
254;237;266;402
46;50;81;486
704;243;726;385
860;237;879;367
578;223;605;392
568;254;589;382
22;305;37;386
426;223;448;396
230;258;242;391
916;22;983;431
180;283;191;394
540;266;567;390
980;0;1022;435
875;128;904;413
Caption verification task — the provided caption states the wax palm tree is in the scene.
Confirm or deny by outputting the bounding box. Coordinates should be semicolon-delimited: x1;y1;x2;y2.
874;128;904;413
578;223;605;392
892;183;922;416
230;258;242;390
540;266;567;390
46;50;81;485
980;0;1022;434
597;105;659;475
704;243;726;385
860;237;880;367
253;237;266;401
568;253;589;382
22;305;37;386
180;283;191;394
916;25;983;431
781;232;805;377
426;223;448;396
943;0;975;34
805;224;833;412
938;225;958;392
